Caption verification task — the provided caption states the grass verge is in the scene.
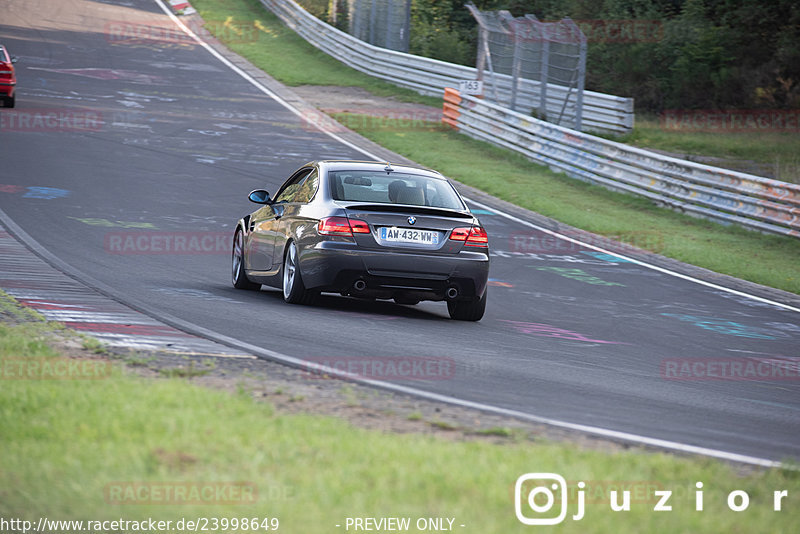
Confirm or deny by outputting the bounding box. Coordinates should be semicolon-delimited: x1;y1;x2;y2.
616;116;800;184
338;117;800;294
1;302;798;532
188;0;800;295
189;0;439;106
191;0;800;184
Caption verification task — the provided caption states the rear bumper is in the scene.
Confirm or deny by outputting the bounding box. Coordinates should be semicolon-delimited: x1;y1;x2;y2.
300;240;489;300
0;82;14;97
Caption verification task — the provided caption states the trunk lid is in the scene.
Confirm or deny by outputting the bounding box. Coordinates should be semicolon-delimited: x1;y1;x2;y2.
342;203;476;254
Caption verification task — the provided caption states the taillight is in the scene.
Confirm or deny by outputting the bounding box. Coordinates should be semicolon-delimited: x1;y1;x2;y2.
318;217;369;235
449;226;488;247
349;219;370;233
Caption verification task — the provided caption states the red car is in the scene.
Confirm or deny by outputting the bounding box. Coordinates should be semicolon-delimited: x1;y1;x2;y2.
0;45;17;108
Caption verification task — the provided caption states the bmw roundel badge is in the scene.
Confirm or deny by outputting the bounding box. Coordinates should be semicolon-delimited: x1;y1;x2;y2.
408;216;416;225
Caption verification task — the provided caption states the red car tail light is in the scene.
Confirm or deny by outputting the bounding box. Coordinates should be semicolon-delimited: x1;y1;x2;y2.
349;219;370;233
318;217;370;235
318;217;351;235
449;226;489;247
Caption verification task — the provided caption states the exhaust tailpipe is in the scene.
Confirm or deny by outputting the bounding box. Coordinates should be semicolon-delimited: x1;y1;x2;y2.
353;279;367;291
446;286;459;300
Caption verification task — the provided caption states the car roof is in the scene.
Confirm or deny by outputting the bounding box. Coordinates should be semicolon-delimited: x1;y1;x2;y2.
310;160;444;179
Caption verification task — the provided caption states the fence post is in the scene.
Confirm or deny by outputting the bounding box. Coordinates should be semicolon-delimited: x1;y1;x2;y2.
539;33;549;121
369;0;377;45
468;3;500;102
351;0;362;40
575;34;586;131
403;0;410;51
510;21;522;111
385;0;393;49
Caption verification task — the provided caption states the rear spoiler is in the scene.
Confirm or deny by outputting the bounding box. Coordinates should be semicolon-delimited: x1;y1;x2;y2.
343;203;473;219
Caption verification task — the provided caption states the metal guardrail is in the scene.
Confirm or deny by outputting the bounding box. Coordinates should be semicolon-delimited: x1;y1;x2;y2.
257;0;798;237
443;89;800;238
259;0;633;134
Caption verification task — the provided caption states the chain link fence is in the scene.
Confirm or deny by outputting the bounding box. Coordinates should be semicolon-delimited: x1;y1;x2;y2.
466;3;587;131
347;0;410;53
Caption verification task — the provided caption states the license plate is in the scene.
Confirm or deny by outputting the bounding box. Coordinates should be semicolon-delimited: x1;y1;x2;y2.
379;227;440;245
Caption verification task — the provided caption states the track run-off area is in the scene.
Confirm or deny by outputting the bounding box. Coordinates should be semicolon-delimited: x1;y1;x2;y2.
1;0;799;466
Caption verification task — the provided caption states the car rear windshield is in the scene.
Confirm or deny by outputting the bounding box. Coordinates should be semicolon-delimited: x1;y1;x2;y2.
329;171;466;210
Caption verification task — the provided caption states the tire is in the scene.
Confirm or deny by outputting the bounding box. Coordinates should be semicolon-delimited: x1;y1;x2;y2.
7;94;14;108
282;241;316;305
447;288;487;321
232;229;260;290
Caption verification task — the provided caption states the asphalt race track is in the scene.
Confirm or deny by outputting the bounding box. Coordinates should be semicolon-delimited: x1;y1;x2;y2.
1;0;799;464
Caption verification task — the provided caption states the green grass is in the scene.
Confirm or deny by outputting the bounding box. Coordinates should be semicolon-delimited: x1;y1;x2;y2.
0;289;49;323
81;336;108;354
344;116;800;294
188;0;800;295
189;0;439;106
193;0;799;183
477;427;514;438
616;116;800;183
158;363;211;378
1;317;799;532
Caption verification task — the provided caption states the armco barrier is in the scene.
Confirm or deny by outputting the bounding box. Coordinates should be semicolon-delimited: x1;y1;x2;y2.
443;88;800;238
259;0;633;134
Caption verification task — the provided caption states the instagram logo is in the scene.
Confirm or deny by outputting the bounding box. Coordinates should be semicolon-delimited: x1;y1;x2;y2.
514;474;789;523
514;473;584;525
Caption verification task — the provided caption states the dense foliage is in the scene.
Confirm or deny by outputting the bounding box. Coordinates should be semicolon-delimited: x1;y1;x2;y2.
408;0;800;111
308;1;800;111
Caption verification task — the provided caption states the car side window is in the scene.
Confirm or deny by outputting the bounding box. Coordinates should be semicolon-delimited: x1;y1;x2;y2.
292;170;319;204
273;169;312;204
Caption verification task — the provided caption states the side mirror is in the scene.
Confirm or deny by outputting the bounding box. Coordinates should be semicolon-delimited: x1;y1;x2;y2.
248;189;271;204
10;57;18;64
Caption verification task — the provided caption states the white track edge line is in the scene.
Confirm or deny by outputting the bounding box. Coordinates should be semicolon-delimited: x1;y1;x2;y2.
154;0;799;315
11;200;786;468
152;0;383;162
109;1;793;468
464;198;800;313
0;189;785;472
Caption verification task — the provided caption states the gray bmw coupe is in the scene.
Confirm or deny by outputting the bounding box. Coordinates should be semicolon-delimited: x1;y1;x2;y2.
232;160;489;321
